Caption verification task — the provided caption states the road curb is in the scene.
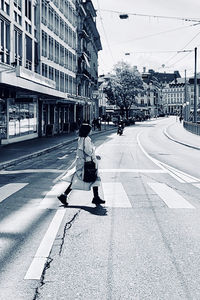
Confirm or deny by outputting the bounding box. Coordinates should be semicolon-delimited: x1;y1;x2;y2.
164;128;200;151
0;126;116;170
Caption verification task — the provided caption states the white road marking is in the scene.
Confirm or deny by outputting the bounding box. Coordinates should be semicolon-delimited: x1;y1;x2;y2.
148;182;195;209
0;169;62;174
38;181;67;209
24;209;66;280
160;163;200;183
193;183;200;189
102;182;132;208
58;154;69;159
99;169;166;173
137;132;200;183
0;183;28;203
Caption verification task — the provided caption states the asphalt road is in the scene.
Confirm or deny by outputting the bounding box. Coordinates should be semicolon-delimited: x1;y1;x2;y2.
0;118;200;300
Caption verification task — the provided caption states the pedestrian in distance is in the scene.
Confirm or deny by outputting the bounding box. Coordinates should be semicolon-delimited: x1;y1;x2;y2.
92;118;96;131
57;123;105;206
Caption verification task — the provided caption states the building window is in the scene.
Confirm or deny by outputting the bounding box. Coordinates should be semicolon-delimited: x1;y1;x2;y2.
42;63;48;77
42;30;47;57
55;69;59;90
64;48;68;68
34;41;39;72
49;36;54;60
49;66;54;81
0;18;10;64
0;0;10;15
60;45;64;66
25;34;32;70
69;76;72;94
65;73;68;92
64;23;68;43
54;12;59;35
25;0;32;21
14;28;22;66
55;41;59;64
48;5;54;30
60;18;64;39
73;77;76;95
68;51;72;71
41;0;47;25
14;0;21;10
60;72;64;92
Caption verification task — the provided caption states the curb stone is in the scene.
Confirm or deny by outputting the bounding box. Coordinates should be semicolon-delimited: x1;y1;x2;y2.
164;128;200;151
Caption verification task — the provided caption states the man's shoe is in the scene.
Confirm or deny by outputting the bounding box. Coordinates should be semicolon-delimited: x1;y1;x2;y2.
92;196;105;205
57;194;68;206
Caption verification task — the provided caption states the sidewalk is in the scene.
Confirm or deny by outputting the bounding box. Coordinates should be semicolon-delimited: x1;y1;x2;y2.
165;120;200;150
0;123;116;170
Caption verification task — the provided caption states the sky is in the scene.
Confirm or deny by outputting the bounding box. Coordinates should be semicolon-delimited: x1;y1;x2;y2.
92;0;200;78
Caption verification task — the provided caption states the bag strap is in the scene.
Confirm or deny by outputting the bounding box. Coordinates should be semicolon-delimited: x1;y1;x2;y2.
83;137;92;162
83;138;86;161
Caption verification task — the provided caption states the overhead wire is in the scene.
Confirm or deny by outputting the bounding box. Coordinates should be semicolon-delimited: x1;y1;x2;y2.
95;5;200;72
116;23;200;45
98;8;200;23
162;30;200;67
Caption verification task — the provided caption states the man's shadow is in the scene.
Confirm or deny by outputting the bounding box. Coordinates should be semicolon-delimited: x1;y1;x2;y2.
60;204;108;216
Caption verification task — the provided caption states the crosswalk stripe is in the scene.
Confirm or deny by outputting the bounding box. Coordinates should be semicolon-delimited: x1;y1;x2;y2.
99;169;166;173
102;182;132;208
38;182;67;209
0;183;28;203
24;209;66;280
0;169;62;174
148;182;195;209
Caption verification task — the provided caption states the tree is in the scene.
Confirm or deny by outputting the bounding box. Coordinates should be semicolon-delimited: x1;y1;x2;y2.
103;61;144;118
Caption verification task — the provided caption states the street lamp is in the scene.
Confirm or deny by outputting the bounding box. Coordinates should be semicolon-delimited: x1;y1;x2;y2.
119;14;129;19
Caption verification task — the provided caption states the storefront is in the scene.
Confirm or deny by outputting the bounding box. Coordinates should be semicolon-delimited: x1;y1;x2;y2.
0;95;38;144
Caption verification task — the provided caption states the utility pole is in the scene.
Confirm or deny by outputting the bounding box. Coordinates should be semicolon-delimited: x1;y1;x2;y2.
184;69;187;120
194;47;197;123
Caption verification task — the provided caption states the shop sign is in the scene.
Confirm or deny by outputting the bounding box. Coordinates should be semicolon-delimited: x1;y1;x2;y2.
16;66;56;89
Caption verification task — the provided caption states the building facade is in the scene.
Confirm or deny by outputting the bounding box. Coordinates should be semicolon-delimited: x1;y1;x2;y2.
0;0;101;144
162;78;186;116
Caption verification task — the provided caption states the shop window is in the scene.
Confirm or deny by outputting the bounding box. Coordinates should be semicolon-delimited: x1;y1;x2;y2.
0;99;7;139
8;99;37;138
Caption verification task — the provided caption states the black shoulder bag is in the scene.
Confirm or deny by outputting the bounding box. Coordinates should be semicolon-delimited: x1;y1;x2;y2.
83;138;97;182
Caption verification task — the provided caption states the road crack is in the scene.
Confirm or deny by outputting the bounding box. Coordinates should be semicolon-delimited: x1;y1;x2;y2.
32;257;53;300
59;210;81;256
32;210;80;300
